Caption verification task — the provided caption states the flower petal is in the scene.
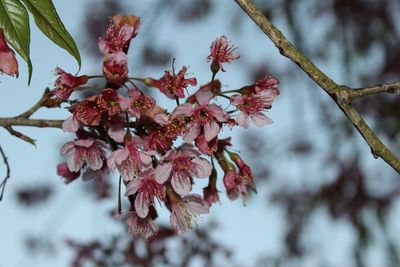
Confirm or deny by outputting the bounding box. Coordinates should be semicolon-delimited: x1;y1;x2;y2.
173;103;193;116
184;124;201;142
251;113;272;127
171;173;191;196
204;121;220;141
184;195;209;214
236;111;250;128
154;162;172;184
191;157;212;178
62;116;80;132
135;192;150;218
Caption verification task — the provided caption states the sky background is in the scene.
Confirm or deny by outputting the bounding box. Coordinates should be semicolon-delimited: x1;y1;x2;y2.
1;1;399;267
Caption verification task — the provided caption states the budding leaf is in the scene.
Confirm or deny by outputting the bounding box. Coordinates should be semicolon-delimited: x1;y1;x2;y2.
0;0;32;83
21;0;81;69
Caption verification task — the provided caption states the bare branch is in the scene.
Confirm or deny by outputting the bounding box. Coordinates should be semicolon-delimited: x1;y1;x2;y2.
349;81;400;99
234;0;400;174
0;145;11;201
0;117;63;128
4;126;36;146
18;88;54;118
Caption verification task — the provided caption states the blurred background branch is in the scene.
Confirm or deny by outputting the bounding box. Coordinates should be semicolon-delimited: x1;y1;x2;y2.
235;0;400;174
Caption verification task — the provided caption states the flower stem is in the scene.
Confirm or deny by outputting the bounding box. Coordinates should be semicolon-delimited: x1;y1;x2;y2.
87;75;104;79
221;89;240;94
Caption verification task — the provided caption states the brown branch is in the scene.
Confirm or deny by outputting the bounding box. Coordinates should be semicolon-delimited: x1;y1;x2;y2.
0;145;10;201
234;0;400;174
18;88;53;118
0;87;64;143
5;126;36;145
349;81;400;99
0;117;63;128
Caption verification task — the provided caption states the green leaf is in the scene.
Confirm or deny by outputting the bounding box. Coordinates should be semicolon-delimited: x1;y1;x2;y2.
21;0;81;69
0;0;32;83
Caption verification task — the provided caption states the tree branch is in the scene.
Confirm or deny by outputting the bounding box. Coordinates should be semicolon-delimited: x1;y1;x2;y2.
349;81;400;99
0;145;10;201
234;0;400;174
0;88;64;143
0;117;63;128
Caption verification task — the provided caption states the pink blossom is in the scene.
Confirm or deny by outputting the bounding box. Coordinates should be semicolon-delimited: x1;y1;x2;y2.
51;67;88;100
173;101;228;142
125;169;165;218
96;88;122;118
253;75;280;95
119;88;155;118
69;95;103;126
155;145;212;196
223;169;256;202
146;66;197;99
170;194;209;235
230;93;273;128
207;35;240;72
126;212;158;239
103;51;128;85
57;162;80;183
231;76;279;128
98;15;141;54
60;138;107;172
107;136;156;181
0;28;18;77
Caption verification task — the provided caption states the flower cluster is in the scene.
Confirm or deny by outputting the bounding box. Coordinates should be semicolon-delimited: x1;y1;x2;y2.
55;15;280;239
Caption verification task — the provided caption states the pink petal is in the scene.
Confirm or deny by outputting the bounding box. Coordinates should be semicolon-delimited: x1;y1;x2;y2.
140;151;155;166
118;96;132;111
108;126;125;143
107;148;129;170
230;94;243;106
170;212;186;235
74;139;95;148
135;192;150;218
98;37;108;53
208;104;228;122
195;89;213;105
60;141;75;156
62;116;80;132
236;111;250;128
66;153;84;172
171;174;191;196
183;195;209;214
85;151;103;171
251;113;273;127
154;162;172;184
179;144;201;157
191;157;212;178
204;121;220;141
125;179;142;196
183;124;201;142
153;112;170;125
173;103;193;116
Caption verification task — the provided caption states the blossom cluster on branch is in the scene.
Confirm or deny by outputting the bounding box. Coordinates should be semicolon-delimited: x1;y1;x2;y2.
52;14;279;239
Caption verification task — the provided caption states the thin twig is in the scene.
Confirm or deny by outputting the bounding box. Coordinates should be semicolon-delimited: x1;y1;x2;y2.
0;145;10;201
4;126;36;145
234;0;400;174
18;88;52;118
349;81;400;99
